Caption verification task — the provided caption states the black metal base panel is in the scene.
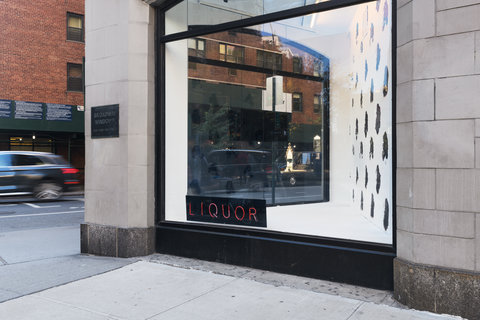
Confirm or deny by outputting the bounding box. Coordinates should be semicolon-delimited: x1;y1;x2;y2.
156;223;394;290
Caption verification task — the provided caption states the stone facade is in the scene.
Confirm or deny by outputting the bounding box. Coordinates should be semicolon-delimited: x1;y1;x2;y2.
395;0;480;318
82;0;156;257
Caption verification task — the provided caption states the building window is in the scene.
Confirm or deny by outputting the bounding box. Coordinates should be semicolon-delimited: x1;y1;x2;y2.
67;12;84;42
188;38;205;58
313;59;324;77
293;56;303;74
163;0;393;244
292;92;303;112
313;94;323;113
219;43;244;64
67;63;83;92
256;50;282;71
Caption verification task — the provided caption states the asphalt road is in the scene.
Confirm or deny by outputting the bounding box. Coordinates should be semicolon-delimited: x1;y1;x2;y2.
0;197;84;264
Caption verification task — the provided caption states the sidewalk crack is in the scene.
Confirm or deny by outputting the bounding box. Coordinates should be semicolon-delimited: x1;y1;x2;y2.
345;301;365;320
145;277;241;319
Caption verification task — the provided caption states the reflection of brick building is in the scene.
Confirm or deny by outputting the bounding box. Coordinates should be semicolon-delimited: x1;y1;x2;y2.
187;28;329;153
0;0;85;178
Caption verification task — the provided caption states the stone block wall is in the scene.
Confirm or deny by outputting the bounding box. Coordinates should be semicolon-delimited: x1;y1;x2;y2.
82;0;156;257
395;1;480;318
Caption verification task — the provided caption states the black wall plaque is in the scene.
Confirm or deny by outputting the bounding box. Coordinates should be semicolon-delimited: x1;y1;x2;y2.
91;104;119;138
186;195;267;227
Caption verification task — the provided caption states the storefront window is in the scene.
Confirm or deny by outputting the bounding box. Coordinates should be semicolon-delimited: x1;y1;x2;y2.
163;0;393;245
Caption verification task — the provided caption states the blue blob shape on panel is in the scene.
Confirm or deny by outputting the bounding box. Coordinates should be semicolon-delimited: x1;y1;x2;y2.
376;0;381;12
365;59;368;81
370;23;374;42
383;1;389;31
376;44;381;70
356;23;359;40
360;41;363;53
383;66;389;97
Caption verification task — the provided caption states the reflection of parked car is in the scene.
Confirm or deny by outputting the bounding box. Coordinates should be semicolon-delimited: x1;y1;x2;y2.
205;149;273;192
0;151;80;200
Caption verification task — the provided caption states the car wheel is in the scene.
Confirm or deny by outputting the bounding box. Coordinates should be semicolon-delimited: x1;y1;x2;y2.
289;176;296;186
34;182;62;200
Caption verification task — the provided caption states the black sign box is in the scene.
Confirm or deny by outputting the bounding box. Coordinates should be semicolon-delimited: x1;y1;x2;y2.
186;195;267;227
91;104;119;138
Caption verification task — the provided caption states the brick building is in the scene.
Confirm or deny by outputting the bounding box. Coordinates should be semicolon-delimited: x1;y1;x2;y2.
0;0;85;174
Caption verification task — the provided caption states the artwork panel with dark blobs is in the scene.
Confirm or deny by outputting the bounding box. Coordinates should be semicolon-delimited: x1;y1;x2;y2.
364;111;368;137
383;198;389;230
375;104;381;134
364;165;368;188
376;165;381;194
382;132;388;160
370;194;375;217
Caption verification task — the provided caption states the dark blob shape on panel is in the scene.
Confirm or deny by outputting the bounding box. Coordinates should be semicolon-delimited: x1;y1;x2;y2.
369;137;374;159
352;98;354;108
355;73;358;88
360;142;363;158
370;194;375;217
370;79;374;103
376;44;381;71
352;144;355;155
361;191;364;211
356;167;359;184
352;189;355;201
376;165;381;194
365;166;368;188
375;104;381;134
361;41;364;53
384;199;389;230
355;118;359;140
382;132;388;160
360;91;363;107
383;66;389;97
364;111;369;137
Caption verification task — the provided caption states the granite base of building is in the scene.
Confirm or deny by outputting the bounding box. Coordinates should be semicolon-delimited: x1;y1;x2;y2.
81;223;155;258
394;258;480;320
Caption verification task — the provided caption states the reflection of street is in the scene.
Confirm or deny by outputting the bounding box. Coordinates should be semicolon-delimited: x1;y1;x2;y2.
202;184;324;205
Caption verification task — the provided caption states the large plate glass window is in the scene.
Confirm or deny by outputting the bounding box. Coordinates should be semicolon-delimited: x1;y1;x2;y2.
163;0;393;245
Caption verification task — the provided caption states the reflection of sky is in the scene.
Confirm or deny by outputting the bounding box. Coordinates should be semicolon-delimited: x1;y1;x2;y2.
192;0;358;37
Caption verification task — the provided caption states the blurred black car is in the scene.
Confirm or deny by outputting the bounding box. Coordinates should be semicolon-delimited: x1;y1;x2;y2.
0;151;80;200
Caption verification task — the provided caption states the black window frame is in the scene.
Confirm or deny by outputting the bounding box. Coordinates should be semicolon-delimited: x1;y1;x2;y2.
256;50;283;71
155;0;397;290
67;12;84;42
292;92;303;112
67;63;83;92
293;56;303;74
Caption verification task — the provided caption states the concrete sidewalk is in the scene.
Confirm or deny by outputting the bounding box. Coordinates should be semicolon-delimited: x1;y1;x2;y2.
0;254;463;320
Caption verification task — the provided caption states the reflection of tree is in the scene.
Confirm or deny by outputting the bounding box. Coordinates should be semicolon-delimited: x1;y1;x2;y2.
194;95;231;149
